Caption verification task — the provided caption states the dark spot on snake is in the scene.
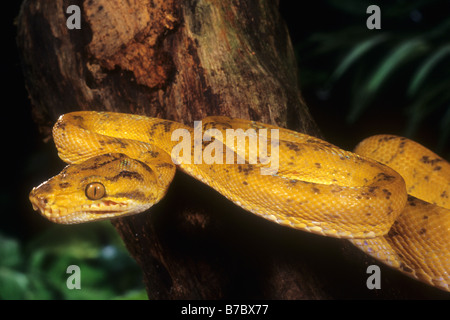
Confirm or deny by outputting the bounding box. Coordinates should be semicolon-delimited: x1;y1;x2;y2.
368;186;378;193
433;166;442;171
81;157;118;171
116;139;128;149
423;215;428;220
54;121;66;130
418;228;427;235
203;121;232;131
314;163;321;168
202;140;213;149
407;185;416;194
102;138;128;149
330;186;343;193
59;182;71;188
441;191;448;199
149;121;173;135
365;212;371;216
156;162;173;168
420;155;430;163
147;150;159;158
380;136;397;142
38;183;53;193
109;171;144;182
243;181;248;185
284;141;301;152
387;206;393;215
311;187;320;194
420;156;443;166
73;115;84;121
115;191;147;201
237;166;253;175
137;161;155;176
376;173;395;182
382;189;391;199
388;227;399;237
424;175;429;181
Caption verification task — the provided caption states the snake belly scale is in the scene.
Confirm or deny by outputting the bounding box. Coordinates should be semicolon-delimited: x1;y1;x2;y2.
29;111;450;292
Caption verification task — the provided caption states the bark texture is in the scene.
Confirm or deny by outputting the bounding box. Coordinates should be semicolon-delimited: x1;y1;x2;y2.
18;0;448;299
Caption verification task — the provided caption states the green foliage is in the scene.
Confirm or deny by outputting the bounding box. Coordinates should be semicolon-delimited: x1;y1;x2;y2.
0;223;147;300
295;0;450;153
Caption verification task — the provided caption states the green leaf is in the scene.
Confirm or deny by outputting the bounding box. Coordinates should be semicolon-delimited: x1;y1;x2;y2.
327;33;389;86
367;38;427;93
0;235;22;268
348;38;428;123
0;268;30;299
114;289;148;300
405;81;450;137
408;45;450;97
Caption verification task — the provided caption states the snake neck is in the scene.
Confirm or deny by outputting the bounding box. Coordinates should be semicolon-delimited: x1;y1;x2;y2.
53;111;190;160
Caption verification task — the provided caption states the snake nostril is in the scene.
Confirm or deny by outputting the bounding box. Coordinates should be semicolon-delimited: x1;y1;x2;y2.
31;195;48;212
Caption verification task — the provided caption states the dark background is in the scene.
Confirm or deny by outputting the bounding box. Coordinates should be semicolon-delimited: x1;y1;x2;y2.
1;0;449;299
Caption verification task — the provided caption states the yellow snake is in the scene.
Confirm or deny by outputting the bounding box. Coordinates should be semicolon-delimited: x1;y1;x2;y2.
29;111;450;292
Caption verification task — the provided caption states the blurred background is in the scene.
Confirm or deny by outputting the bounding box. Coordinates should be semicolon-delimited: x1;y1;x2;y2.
1;0;449;299
281;0;450;155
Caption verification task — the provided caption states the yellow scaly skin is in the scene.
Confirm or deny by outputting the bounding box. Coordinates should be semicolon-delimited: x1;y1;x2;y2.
351;135;450;291
29;111;450;291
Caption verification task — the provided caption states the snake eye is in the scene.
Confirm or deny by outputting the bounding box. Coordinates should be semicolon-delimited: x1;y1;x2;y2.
85;182;106;200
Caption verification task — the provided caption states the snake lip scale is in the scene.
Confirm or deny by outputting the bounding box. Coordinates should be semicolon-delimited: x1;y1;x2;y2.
30;195;131;224
29;111;450;292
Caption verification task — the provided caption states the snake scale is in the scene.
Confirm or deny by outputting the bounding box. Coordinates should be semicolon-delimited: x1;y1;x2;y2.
29;111;450;292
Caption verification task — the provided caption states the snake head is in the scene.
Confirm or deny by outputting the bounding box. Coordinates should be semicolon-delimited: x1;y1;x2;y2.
29;153;162;224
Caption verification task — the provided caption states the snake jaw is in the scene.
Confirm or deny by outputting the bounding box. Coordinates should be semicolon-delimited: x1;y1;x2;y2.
30;195;146;224
29;187;150;224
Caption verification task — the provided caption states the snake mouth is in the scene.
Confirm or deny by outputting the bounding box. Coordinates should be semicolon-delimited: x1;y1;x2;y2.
30;195;132;224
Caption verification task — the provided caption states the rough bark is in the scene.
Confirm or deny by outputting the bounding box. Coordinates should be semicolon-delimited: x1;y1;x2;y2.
18;0;449;299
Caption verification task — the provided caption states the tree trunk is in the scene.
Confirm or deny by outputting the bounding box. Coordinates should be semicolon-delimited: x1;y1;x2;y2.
17;0;448;299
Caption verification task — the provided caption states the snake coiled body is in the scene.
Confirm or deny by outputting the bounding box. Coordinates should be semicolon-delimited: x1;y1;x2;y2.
29;111;450;291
